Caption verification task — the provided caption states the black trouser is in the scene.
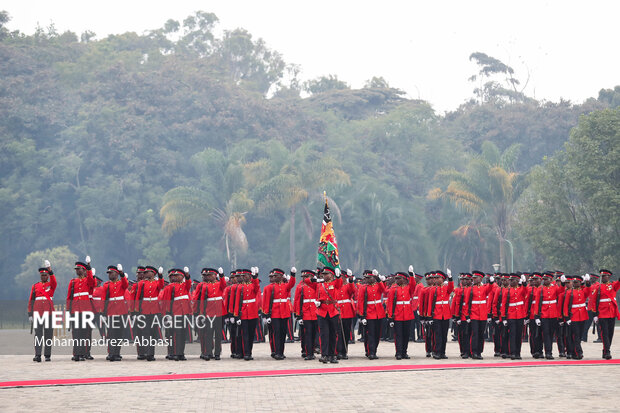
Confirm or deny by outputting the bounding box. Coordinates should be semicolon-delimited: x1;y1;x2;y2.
557;322;567;354
541;318;557;356
107;315;126;357
34;324;53;357
337;317;352;356
140;314;159;357
200;315;223;356
240;318;257;357
171;315;189;356
432;319;450;356
493;321;502;353
301;320;317;356
318;314;339;357
599;318;615;355
71;312;89;357
471;319;486;356
425;322;434;353
457;321;471;356
583;311;594;341
501;321;510;355
393;320;411;356
507;319;523;356
569;320;585;357
271;317;288;356
267;321;275;353
229;321;239;355
365;318;382;356
529;321;543;355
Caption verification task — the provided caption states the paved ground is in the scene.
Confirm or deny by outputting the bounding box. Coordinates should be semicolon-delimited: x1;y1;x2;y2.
1;328;619;412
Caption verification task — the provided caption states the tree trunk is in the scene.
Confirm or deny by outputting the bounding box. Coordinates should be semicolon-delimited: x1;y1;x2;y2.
290;204;296;267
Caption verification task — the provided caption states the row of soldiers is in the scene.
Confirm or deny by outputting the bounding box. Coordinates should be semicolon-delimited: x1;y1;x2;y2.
28;257;619;363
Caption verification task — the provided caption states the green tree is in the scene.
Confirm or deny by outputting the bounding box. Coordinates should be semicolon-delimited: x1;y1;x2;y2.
303;74;349;94
14;246;78;294
429;141;525;272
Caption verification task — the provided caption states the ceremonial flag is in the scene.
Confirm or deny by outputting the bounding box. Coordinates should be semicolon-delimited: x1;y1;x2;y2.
317;195;340;270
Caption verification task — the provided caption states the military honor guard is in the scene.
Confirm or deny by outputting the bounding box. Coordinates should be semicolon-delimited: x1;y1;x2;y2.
28;260;57;362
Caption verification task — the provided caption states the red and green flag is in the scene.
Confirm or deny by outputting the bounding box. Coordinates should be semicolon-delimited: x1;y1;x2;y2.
317;195;340;270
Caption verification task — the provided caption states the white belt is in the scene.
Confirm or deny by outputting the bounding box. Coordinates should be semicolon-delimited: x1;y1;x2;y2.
174;295;189;301
303;299;318;304
508;301;524;307
207;296;223;301
89;294;93;299
571;303;586;308
35;296;50;301
396;300;411;305
472;300;486;304
599;298;612;303
366;300;382;305
92;297;101;301
272;299;287;303
337;299;351;304
435;300;449;305
142;297;158;301
542;300;557;304
109;296;125;301
243;298;256;303
413;296;418;300
73;292;89;297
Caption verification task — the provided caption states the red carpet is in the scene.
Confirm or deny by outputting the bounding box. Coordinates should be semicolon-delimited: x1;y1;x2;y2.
1;359;619;388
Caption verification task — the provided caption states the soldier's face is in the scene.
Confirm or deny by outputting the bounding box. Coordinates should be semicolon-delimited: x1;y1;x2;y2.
206;273;216;282
396;277;406;286
40;273;49;283
243;274;252;283
108;271;118;281
572;280;581;288
602;275;610;283
543;278;551;286
473;276;482;285
509;279;518;287
75;267;86;278
322;271;333;282
144;270;155;280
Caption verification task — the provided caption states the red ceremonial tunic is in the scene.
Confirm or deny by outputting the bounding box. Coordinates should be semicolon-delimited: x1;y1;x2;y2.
386;280;417;321
294;282;318;321
357;282;387;319
101;277;129;316
28;275;57;316
67;270;96;313
563;286;592;322
234;278;261;320
501;286;527;319
590;281;620;319
426;282;454;320
262;276;296;319
192;277;228;317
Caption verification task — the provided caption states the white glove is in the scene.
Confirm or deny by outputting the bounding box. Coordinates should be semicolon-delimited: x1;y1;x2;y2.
584;273;590;282
224;276;230;282
428;319;434;325
535;319;541;326
44;259;51;268
218;267;224;275
408;265;414;274
495;319;500;324
559;321;564;326
487;317;492;322
379;275;386;282
446;268;452;277
85;256;91;264
315;301;320;308
291;266;297;274
285;274;291;281
466;318;471;323
158;266;163;275
524;319;529;325
389;321;394;328
372;269;378;276
183;266;189;274
236;319;242;325
251;267;258;276
502;320;508;326
225;318;231;325
456;319;462;325
567;320;572;325
347;268;352;277
163;315;172;325
266;318;271;324
489;276;495;283
520;274;526;283
124;272;128;278
443;281;448;285
335;268;341;278
29;316;33;323
299;319;304;325
229;317;235;324
593;316;599;323
560;275;566;283
117;263;123;272
92;268;96;276
361;318;367;326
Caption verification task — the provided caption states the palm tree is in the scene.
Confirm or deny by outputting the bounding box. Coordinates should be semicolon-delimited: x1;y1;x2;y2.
428;141;524;272
245;142;350;266
160;149;254;269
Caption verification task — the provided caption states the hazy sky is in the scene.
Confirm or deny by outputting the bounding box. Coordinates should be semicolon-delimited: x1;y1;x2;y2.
3;0;619;112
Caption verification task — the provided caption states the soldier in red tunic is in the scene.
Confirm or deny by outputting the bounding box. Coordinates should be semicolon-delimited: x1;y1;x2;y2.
386;269;417;359
294;269;319;360
427;269;454;359
501;273;528;360
591;269;620;359
262;268;296;360
160;268;193;360
134;266;165;361
102;264;129;361
563;274;592;359
193;267;227;360
28;260;57;362
66;256;96;361
233;267;261;360
451;273;472;359
357;269;387;360
533;271;565;359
